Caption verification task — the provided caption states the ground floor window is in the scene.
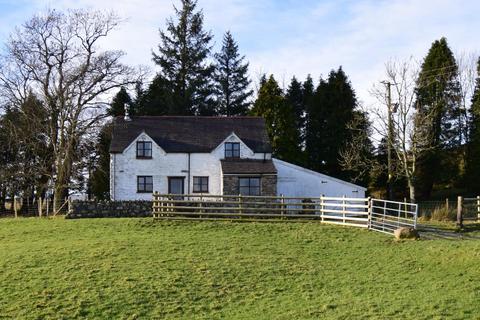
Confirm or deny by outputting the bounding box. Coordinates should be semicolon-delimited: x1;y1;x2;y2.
193;176;209;193
239;177;260;196
137;176;153;193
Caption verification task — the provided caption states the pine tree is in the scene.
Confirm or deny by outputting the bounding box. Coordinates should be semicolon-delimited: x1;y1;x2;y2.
466;57;480;193
108;87;133;117
214;31;252;116
305;67;357;179
286;77;304;141
135;76;173;116
152;0;215;115
415;37;462;199
89;123;113;200
251;75;301;163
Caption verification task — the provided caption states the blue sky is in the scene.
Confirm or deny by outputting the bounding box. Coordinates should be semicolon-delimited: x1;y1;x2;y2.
0;0;478;106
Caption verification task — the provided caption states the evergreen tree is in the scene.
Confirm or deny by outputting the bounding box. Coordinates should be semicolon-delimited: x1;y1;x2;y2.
152;0;215;115
415;37;462;199
214;31;252;116
466;57;480;193
251;75;301;163
286;77;304;142
89;123;113;200
108;87;134;117
305;67;357;179
135;76;173;116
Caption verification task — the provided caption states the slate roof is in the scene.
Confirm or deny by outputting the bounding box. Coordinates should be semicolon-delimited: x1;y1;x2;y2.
110;116;272;153
221;159;277;174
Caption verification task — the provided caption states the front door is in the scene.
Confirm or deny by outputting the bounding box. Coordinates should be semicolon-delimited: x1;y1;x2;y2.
168;177;185;196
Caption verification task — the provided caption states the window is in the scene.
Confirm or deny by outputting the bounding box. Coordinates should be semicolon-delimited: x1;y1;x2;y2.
137;141;152;158
239;177;260;196
225;142;240;158
193;176;209;193
137;176;153;193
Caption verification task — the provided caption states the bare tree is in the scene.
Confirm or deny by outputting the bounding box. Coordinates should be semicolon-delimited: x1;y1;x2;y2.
370;59;439;202
0;9;143;211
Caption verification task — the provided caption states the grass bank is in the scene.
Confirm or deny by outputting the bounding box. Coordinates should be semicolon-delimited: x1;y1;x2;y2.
0;218;479;319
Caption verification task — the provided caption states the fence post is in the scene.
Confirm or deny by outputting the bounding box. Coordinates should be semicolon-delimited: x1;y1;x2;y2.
14;197;18;218
445;198;449;212
238;194;243;215
342;195;346;224
367;197;372;229
280;194;285;217
38;197;42;217
320;195;324;222
67;197;72;216
477;196;480;222
457;196;463;229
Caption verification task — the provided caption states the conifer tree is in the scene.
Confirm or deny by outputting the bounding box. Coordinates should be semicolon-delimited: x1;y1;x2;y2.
89;124;113;200
305;68;357;179
415;37;461;198
108;87;133;117
251;75;301;163
466;57;480;193
152;0;215;115
214;31;252;116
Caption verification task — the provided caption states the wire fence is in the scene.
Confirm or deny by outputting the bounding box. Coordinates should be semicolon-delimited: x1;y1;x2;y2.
0;198;70;218
417;197;480;221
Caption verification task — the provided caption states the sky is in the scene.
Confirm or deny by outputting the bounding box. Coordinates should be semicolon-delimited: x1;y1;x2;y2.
0;0;478;108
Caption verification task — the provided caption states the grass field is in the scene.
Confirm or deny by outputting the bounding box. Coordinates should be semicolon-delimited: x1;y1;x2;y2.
1;218;479;319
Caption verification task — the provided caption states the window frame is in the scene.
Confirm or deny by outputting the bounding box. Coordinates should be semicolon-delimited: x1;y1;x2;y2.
238;177;261;196
136;141;152;159
192;176;209;193
224;142;240;159
137;176;153;193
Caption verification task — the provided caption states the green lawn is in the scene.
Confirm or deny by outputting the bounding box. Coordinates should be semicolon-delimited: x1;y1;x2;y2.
0;218;479;319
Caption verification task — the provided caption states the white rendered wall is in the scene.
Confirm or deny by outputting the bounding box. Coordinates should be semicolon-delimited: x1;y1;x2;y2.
111;132;270;200
273;158;366;198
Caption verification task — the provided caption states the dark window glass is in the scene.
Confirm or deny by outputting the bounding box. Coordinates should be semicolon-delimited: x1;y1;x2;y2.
239;177;261;196
137;176;153;193
137;141;152;158
193;177;209;193
225;142;240;158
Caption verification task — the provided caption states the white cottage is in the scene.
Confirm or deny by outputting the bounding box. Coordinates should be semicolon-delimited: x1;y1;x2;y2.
109;115;365;200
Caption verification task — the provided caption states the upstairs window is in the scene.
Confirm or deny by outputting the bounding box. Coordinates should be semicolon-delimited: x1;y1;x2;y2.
225;142;240;158
137;176;153;193
193;176;209;193
137;141;152;158
239;177;260;196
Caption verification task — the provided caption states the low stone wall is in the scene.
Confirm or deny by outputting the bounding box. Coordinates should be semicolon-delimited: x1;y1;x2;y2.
66;200;152;219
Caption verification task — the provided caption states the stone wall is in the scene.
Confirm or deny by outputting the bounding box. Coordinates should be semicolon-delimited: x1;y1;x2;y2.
223;175;277;196
66;200;152;219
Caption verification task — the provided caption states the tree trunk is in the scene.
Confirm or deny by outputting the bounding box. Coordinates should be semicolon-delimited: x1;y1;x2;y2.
408;180;416;203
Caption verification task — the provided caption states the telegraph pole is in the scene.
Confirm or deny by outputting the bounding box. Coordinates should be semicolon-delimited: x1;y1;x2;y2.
381;81;394;200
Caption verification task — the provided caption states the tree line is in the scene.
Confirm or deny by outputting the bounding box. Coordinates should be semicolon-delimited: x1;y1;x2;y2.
0;0;479;207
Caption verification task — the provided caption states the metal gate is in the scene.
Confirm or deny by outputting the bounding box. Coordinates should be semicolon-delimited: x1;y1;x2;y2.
369;199;418;235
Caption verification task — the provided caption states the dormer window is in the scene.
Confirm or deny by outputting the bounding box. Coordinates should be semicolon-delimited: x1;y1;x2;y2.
137;141;152;159
225;142;240;159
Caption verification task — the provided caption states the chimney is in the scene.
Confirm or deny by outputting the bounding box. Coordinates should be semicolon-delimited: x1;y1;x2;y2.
124;103;131;121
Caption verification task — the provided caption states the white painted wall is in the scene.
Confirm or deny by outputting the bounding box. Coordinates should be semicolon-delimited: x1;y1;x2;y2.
273;158;366;198
111;132;270;200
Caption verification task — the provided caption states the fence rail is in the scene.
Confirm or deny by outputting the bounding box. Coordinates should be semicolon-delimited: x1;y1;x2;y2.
369;199;417;235
153;193;369;227
153;193;418;235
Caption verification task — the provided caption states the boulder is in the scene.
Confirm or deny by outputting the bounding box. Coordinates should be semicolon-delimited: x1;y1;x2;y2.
394;227;420;240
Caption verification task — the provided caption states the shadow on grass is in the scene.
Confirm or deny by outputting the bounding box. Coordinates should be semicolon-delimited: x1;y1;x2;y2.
418;221;480;240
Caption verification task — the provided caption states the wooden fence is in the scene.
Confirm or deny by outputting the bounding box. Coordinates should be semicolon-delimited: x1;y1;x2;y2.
153;193;417;235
